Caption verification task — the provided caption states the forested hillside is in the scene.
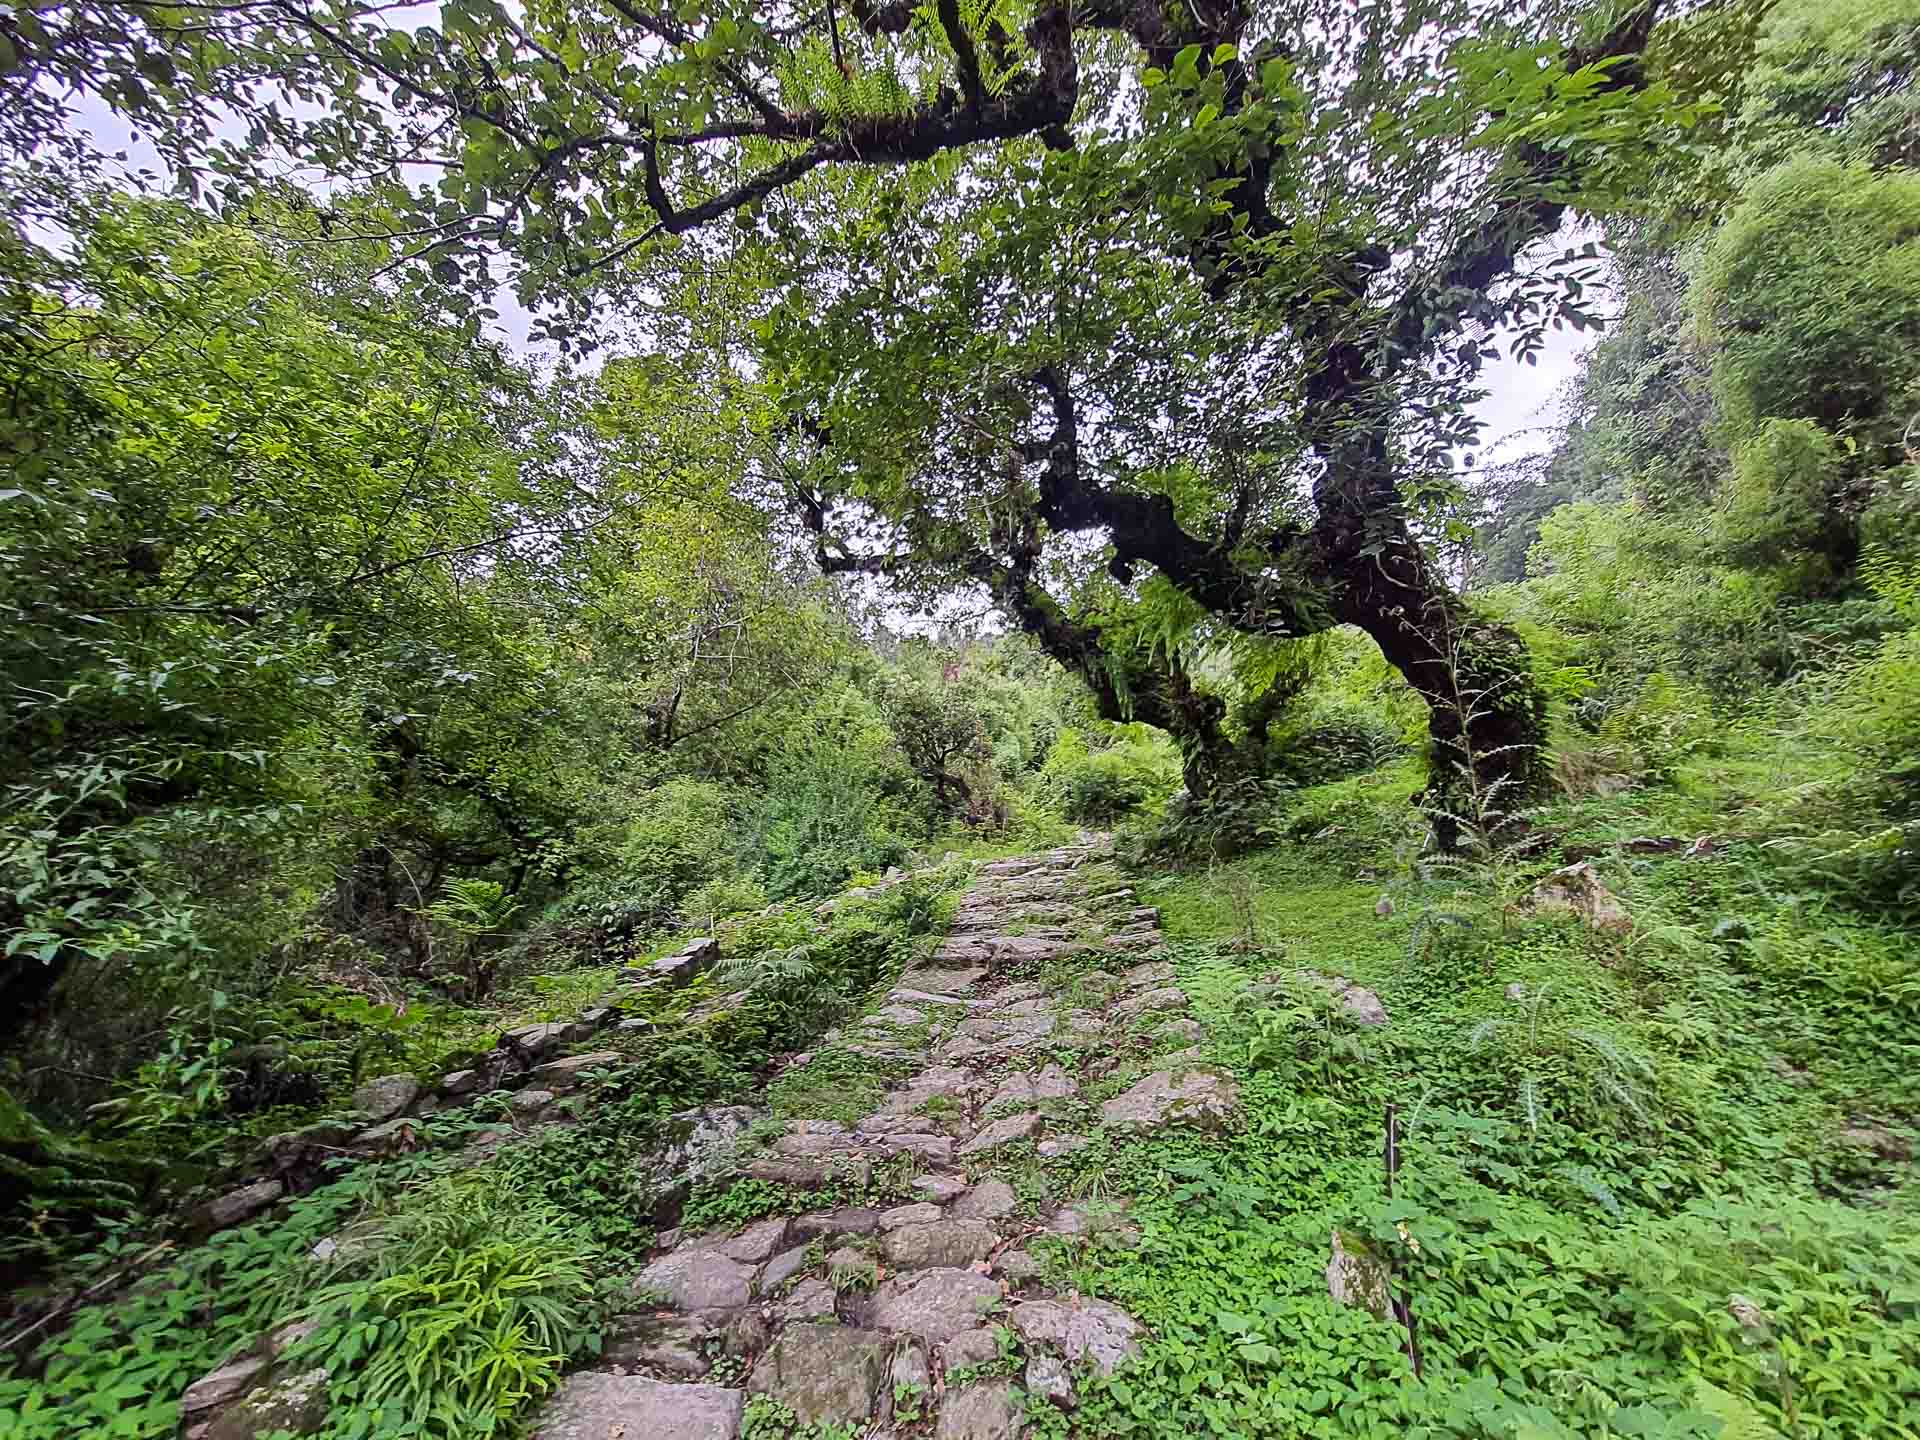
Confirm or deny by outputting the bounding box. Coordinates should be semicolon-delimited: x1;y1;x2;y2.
1;0;1916;1436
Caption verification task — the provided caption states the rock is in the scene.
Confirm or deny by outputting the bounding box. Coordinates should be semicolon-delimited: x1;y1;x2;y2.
617;1017;653;1033
1326;1228;1394;1321
946;1012;1055;1057
1046;1200;1138;1247
1100;1070;1237;1130
1523;861;1632;932
866;1268;1002;1342
858;1112;939;1135
1156;1018;1204;1044
781;1276;840;1321
941;1328;1003;1370
532;1374;743;1440
774;1131;867;1158
892;1338;931;1394
1010;1297;1142;1375
989;1064;1077;1108
891;987;974;1009
881;1219;997;1268
935;1381;1025;1440
529;1051;622;1092
1113;987;1186;1022
869;1003;929;1026
744;1156;868;1190
880;1202;946;1231
351;1073;420;1122
759;1243;811;1294
959;1112;1042;1156
1287;970;1391;1027
748;1322;891;1426
912;1175;968;1204
353;1117;420;1153
181;1354;272;1415
950;1178;1017;1221
878;1132;956;1165
793;1207;882;1241
1037;1135;1091;1159
994;935;1074;964
719;1216;790;1263
509;1088;556;1117
204;1366;330;1440
439;1068;480;1095
633;1248;756;1312
503;1022;570;1058
1840;1123;1912;1161
1027;1353;1075;1409
993;1250;1042;1282
263;1318;320;1359
604;1314;714;1378
203;1179;284;1232
1123;961;1176;988
720;1308;772;1356
579;1006;612;1029
903;966;989;995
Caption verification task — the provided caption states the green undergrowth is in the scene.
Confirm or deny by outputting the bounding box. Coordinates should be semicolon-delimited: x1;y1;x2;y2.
0;874;964;1438
1022;765;1920;1439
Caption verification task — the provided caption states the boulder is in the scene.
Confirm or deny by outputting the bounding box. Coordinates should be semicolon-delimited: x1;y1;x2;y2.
1100;1069;1237;1131
949;1178;1017;1221
1037;1135;1091;1159
780;1276;840;1322
202;1179;284;1232
529;1052;622;1092
180;1354;271;1415
759;1243;811;1294
1840;1122;1913;1161
865;1267;1002;1342
1522;862;1632;933
747;1323;890;1426
935;1381;1025;1440
204;1366;330;1440
1287;970;1391;1027
508;1089;556;1118
1123;961;1176;989
502;1022;570;1058
1325;1228;1395;1321
351;1073;420;1122
1010;1297;1142;1375
1113;987;1186;1022
633;1248;756;1312
532;1374;742;1440
1026;1353;1075;1410
719;1216;790;1263
438;1069;480;1095
880;1219;997;1268
911;1175;967;1204
792;1206;882;1241
603;1313;713;1377
879;1202;945;1231
941;1328;1003;1370
877;1132;956;1165
958;1112;1041;1156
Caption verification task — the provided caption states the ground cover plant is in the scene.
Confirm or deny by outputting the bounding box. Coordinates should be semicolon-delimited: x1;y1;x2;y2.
3;0;1919;1435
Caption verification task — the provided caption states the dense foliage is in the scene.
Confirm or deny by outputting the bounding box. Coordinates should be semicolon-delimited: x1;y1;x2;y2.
1;0;1917;1436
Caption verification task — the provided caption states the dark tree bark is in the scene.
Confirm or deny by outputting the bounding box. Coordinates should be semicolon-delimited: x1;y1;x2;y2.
500;0;1665;831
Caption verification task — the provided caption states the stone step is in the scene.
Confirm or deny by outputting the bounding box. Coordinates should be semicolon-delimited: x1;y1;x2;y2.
533;1374;742;1440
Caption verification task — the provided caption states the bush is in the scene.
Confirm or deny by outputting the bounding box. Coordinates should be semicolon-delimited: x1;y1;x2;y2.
557;780;743;934
1041;726;1183;825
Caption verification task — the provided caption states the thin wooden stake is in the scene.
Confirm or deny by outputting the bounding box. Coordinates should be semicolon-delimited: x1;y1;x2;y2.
1384;1102;1424;1378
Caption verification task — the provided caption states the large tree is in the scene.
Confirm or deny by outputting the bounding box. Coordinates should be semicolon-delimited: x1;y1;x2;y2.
3;0;1703;814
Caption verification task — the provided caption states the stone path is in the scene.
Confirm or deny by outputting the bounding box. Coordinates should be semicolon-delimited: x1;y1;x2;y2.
535;837;1237;1439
